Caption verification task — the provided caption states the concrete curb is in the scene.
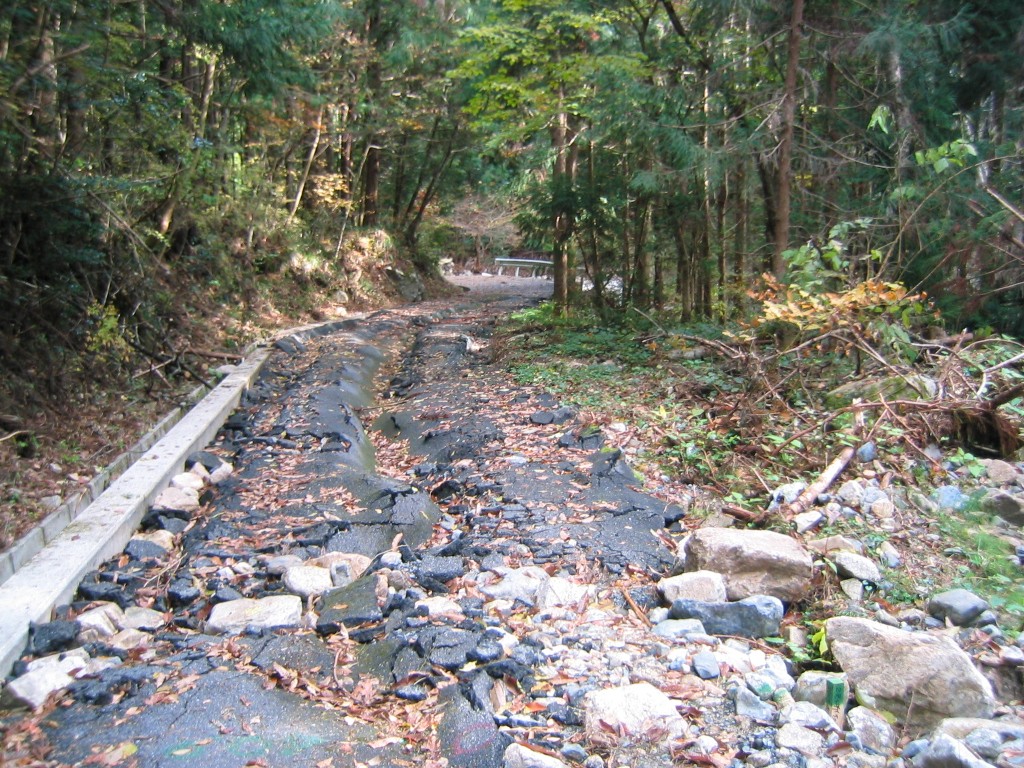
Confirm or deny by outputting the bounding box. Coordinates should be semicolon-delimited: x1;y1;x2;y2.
0;348;272;679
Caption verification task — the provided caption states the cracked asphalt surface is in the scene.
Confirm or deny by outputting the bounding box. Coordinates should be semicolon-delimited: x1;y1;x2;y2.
1;276;708;767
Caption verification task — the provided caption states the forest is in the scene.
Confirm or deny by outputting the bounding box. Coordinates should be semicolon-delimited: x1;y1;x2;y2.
0;0;1022;424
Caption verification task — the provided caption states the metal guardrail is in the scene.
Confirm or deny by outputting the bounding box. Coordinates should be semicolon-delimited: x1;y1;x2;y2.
493;257;554;277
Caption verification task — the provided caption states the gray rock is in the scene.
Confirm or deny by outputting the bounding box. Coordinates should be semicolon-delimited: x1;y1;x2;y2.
733;686;778;724
841;579;865;602
837;480;866;507
583;682;688;741
832;552;882;583
480;566;550;605
207;595;302;634
653;619;706;640
266;554;304;575
120;606;165;632
847;706;898;753
980;491;1024;526
669;595;784;639
794;511;825;534
771;482;807;506
963;728;1004;761
858;442;878;462
692;650;720;679
283;565;333;598
4;662;76;709
777;722;826;756
878;541;902;568
416;554;464;584
981;459;1021;486
658;571;728;603
933;486;969;511
682;528;813;602
505;743;570;768
151;485;200;514
928;589;989;627
912;733;997;768
30;620;79;655
780;700;840;732
825;617;995;730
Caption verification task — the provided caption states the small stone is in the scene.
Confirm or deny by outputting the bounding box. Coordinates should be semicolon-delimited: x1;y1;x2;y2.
119;606;165;632
692;650;721;679
982;459;1021;486
794;511;825;534
530;411;556;425
537;577;594;609
283;565;333;598
504;743;569;768
793;671;849;709
561;744;589;763
933;486;969;511
964;728;1005;760
583;682;687;741
209;462;233;484
832;552;882;583
135;530;175;552
670;595;784;639
846;707;897;754
733;686;777;724
878;542;902;568
76;604;122;640
653;619;706;640
857;442;878;462
107;628;150;652
266;554;304;575
658;571;728;603
207;595;303;634
980;491;1024;526
151;485;200;514
914;733;996;768
777;723;825;756
840;579;865;601
928;589;989;627
4;665;75;709
171;472;205;491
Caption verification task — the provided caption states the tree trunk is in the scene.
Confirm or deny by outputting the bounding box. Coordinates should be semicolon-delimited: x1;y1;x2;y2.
771;0;804;278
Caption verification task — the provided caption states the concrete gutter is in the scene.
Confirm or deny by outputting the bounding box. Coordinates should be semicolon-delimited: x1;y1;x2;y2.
0;347;273;679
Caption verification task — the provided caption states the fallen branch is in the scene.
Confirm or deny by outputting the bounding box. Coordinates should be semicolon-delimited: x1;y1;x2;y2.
721;503;767;525
786;446;856;518
621;587;653;628
186;348;244;362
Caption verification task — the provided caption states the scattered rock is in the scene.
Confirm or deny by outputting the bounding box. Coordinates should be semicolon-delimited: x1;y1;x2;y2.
583;682;687;741
119;606;165;632
151;485;200;514
691;650;720;679
981;459;1021;486
479;566;550;606
932;486;969;512
831;551;882;583
207;595;303;634
846;706;898;754
927;589;989;627
504;743;569;768
682;528;813;602
825;617;995;730
658;571;728;603
980;491;1024;526
777;722;826;756
283;565;334;598
913;733;997;768
669;595;784;639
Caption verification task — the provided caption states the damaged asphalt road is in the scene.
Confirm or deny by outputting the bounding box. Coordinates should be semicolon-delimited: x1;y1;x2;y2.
1;280;715;768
